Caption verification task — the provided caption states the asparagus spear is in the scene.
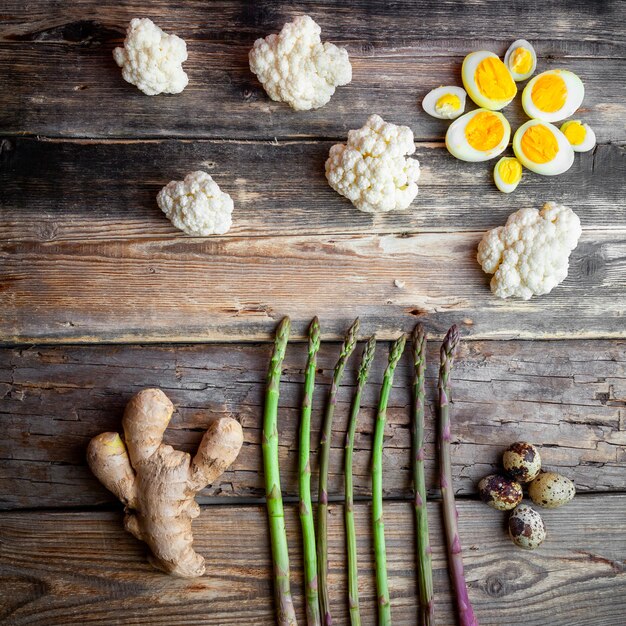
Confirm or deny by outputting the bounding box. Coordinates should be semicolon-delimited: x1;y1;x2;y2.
299;318;322;626
438;326;478;626
345;336;376;626
317;318;360;626
411;324;435;625
263;317;297;626
372;335;406;626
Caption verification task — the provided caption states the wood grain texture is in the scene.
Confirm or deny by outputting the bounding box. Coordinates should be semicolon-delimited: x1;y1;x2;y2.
0;1;624;140
1;137;624;241
1;340;624;510
1;496;625;625
1;230;624;343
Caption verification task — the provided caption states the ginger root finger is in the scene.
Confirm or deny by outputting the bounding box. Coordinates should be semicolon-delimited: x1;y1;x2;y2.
87;388;243;578
86;432;137;507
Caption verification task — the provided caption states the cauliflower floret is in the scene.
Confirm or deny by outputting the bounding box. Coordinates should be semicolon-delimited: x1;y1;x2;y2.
113;18;188;95
157;171;233;236
249;15;351;110
477;202;582;300
325;114;421;213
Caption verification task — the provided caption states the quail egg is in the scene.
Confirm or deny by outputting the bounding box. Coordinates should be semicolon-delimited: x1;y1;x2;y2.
522;69;585;123
529;471;576;508
512;119;574;175
503;442;541;482
560;120;596;152
508;504;546;550
462;51;518;110
478;474;523;510
422;86;467;120
504;39;537;82
493;157;523;193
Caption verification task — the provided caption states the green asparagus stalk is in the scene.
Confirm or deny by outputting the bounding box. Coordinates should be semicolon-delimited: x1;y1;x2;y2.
438;326;478;626
317;318;360;626
345;336;376;626
299;318;322;626
263;317;297;626
372;335;406;626
411;324;435;625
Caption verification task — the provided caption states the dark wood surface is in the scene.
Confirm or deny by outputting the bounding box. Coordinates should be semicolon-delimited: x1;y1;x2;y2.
1;1;625;624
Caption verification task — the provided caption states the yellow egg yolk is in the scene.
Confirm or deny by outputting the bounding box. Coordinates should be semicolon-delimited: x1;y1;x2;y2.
465;111;505;151
510;47;533;75
435;93;461;114
521;124;559;163
531;73;567;112
475;57;517;101
498;158;523;184
561;121;586;145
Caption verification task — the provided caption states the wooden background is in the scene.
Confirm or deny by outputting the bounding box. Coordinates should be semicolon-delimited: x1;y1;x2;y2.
0;1;624;624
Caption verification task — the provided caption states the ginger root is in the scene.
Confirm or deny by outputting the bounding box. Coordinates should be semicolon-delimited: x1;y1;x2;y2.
87;388;243;578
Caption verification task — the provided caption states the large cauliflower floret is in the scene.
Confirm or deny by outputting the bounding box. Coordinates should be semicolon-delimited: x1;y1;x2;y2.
249;15;352;111
477;202;582;300
325;114;421;213
113;18;189;96
157;171;233;236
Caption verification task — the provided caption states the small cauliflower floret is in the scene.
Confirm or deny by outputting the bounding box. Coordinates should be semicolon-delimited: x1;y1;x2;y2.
113;18;188;95
157;171;233;236
477;202;582;300
325;114;421;213
249;15;351;110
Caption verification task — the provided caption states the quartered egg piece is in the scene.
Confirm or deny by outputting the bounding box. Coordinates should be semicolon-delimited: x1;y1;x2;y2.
462;51;517;110
446;109;511;162
560;120;596;152
522;70;585;123
504;39;537;82
494;157;523;193
513;119;574;175
422;86;467;119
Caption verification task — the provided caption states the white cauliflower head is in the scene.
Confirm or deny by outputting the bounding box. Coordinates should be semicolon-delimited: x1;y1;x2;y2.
477;202;582;300
249;15;352;111
113;18;189;96
325;114;421;213
157;171;233;236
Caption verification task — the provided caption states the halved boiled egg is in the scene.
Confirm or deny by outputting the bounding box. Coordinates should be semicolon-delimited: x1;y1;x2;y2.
560;120;596;152
494;157;523;193
422;86;467;119
522;70;584;122
446;109;511;162
513;119;574;175
504;39;537;82
462;51;517;110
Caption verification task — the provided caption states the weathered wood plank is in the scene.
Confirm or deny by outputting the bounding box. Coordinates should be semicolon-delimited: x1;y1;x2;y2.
0;0;624;139
1;496;625;625
1;340;623;509
1;138;624;242
0;231;624;343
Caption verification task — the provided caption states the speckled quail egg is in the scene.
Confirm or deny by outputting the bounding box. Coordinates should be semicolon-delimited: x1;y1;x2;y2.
422;86;467;120
504;39;537;82
446;109;511;162
462;51;518;110
560;120;597;152
479;474;523;510
529;471;576;508
508;504;546;550
503;442;542;482
493;157;523;193
512;119;574;175
522;69;585;123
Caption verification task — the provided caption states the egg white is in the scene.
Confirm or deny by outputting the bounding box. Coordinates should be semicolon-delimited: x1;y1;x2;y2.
522;70;585;123
504;39;537;82
422;85;467;119
445;109;511;162
462;51;517;110
513;120;575;175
